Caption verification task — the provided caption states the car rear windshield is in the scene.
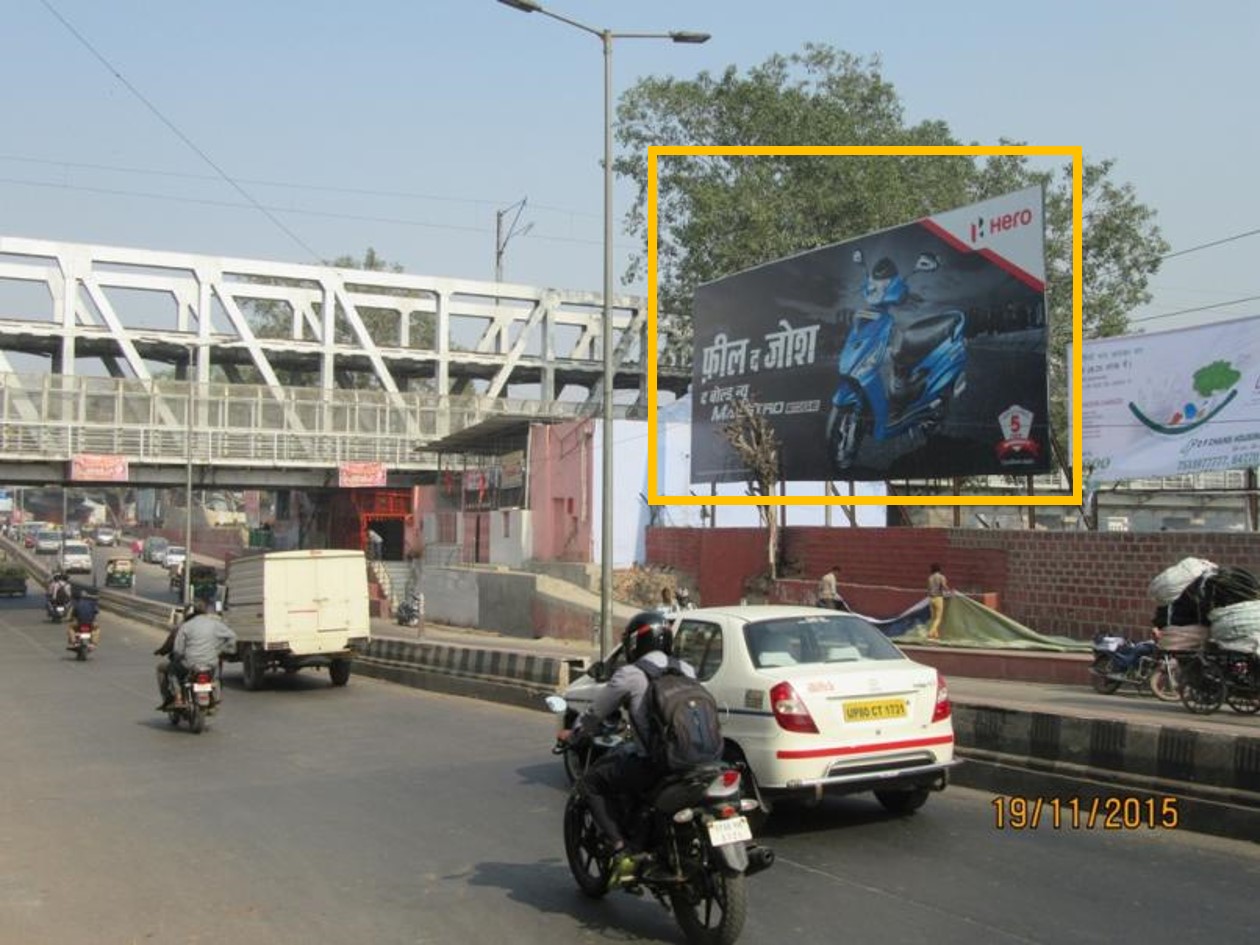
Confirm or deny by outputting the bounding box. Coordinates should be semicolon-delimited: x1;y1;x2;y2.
63;543;90;555
744;614;904;668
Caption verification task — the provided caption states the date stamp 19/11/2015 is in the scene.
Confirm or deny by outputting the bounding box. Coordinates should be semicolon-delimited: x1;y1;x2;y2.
992;795;1180;831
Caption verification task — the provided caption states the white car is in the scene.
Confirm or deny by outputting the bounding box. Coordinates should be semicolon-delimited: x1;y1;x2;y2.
162;546;187;571
562;605;957;815
59;541;94;575
93;526;117;546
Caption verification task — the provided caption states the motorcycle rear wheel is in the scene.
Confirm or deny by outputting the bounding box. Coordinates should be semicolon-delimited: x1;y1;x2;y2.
1089;656;1121;695
187;701;205;734
670;869;747;945
563;796;610;899
75;644;87;662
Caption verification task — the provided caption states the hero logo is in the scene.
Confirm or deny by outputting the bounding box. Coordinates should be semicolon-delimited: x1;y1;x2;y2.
969;208;1034;244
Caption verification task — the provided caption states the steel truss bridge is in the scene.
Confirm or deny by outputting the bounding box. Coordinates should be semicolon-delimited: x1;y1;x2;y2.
0;235;689;487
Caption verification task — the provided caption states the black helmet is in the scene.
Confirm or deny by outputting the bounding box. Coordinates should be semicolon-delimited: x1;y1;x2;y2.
872;257;899;280
622;611;672;662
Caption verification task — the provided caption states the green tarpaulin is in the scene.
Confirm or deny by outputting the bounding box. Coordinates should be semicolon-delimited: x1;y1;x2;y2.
874;593;1092;652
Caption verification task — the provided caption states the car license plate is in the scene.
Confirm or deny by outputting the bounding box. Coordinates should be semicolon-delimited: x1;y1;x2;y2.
843;698;906;722
706;816;752;847
192;683;213;693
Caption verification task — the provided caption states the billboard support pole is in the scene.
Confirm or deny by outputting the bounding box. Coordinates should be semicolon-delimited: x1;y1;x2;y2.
952;479;962;527
1248;468;1258;532
1026;476;1036;530
824;481;833;527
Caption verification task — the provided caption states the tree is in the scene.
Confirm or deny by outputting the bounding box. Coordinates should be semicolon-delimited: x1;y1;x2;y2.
615;44;1168;477
720;397;782;580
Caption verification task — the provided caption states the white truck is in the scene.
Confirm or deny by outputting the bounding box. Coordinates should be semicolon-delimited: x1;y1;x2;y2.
223;549;371;690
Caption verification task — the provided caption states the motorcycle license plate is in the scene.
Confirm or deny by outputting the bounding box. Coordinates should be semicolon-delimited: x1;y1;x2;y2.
192;683;213;693
77;634;92;642
706;816;752;847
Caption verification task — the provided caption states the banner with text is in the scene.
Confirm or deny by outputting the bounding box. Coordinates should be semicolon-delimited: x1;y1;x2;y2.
690;185;1049;482
338;462;387;488
70;453;130;482
1080;316;1260;483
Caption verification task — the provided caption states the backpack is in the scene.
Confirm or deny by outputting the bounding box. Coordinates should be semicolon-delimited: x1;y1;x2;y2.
635;657;724;772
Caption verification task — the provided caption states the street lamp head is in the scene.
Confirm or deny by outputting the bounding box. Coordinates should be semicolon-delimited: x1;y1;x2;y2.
497;0;542;11
669;31;711;44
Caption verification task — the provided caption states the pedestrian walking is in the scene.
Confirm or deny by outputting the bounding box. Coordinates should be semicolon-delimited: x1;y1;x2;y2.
817;564;842;610
927;563;951;641
367;528;384;561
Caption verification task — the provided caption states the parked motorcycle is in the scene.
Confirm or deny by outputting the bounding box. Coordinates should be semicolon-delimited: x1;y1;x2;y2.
67;622;94;661
826;250;967;473
546;695;772;945
1089;632;1158;695
163;663;222;733
396;591;424;629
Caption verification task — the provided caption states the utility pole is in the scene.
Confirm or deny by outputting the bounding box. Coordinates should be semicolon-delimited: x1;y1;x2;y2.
495;198;532;282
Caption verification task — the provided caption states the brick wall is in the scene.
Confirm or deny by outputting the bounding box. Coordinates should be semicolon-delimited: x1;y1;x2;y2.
645;526;1260;640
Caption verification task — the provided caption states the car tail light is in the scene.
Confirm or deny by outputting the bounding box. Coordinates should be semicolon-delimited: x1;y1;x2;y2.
770;681;818;734
932;671;952;722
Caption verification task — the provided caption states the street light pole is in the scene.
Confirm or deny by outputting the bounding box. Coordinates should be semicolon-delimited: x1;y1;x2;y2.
496;0;709;662
183;348;194;604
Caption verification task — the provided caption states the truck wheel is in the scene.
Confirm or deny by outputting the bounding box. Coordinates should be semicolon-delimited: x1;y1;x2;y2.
329;659;351;687
242;648;266;691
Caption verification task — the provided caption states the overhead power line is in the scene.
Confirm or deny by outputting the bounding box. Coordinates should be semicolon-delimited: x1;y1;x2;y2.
41;0;322;262
1160;227;1260;261
0;153;600;220
0;176;623;251
1131;294;1260;323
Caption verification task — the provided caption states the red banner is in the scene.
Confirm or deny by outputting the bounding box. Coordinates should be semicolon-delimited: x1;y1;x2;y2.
339;462;387;488
70;454;129;482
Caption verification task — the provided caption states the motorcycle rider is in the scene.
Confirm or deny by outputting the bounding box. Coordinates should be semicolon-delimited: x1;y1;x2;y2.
66;586;100;648
47;572;72;614
154;603;195;709
160;597;236;709
559;611;695;886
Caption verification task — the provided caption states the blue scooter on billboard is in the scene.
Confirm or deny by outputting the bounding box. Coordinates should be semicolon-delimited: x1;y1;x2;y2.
826;250;968;473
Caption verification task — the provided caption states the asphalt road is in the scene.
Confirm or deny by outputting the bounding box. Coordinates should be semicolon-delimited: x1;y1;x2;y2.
2;599;1259;945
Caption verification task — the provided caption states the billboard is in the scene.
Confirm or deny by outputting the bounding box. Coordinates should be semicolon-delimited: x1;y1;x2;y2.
691;185;1049;482
1080;316;1260;483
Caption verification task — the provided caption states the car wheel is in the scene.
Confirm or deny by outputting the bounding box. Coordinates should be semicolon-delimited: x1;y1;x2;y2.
241;647;267;691
329;659;351;687
874;787;931;815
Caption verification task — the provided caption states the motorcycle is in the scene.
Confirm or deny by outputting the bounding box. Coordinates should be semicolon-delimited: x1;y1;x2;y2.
546;695;773;945
163;663;222;734
47;597;70;623
1178;644;1260;716
826;250;968;473
1089;633;1158;695
67;622;94;661
396;591;424;629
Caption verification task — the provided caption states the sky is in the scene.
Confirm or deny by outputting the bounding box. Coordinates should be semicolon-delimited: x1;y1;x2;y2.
2;0;1258;339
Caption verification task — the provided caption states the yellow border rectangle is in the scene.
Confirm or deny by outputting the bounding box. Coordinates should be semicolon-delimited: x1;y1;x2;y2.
645;144;1083;507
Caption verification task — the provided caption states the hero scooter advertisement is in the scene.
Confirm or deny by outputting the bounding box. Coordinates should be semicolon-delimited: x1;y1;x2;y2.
690;185;1050;482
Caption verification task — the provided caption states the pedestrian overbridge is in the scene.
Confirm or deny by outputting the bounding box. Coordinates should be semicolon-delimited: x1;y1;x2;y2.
0;235;690;486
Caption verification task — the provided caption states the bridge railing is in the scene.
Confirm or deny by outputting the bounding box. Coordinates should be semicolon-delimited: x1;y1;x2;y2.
0;372;582;469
